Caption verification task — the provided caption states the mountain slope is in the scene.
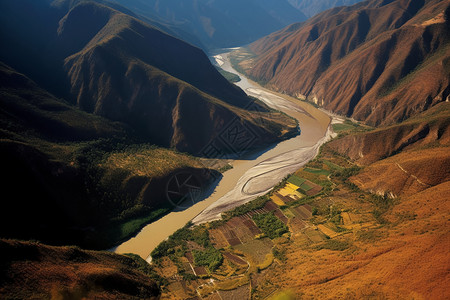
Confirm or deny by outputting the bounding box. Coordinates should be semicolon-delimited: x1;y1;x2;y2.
240;0;450;126
144;102;450;298
111;0;307;49
328;102;450;165
0;0;297;154
52;0;207;50
0;239;161;299
0;62;219;248
328;102;450;196
288;0;365;18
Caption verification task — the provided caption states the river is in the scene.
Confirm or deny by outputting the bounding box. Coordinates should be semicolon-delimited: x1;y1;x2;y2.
113;50;333;262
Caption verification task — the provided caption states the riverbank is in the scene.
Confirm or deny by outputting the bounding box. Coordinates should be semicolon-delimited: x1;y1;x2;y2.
193;53;336;224
113;49;332;261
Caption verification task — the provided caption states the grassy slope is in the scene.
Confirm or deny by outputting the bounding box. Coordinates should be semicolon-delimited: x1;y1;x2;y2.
0;239;161;299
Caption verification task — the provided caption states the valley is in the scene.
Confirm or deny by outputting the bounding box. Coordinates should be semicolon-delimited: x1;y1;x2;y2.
113;51;332;261
143;68;450;299
116;48;449;299
0;0;449;299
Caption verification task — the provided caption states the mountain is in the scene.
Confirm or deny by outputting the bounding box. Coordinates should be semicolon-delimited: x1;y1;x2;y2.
0;0;296;248
52;0;207;50
0;61;220;249
0;0;297;154
135;101;450;299
288;0;366;18
236;0;450;126
329;101;450;195
0;239;161;299
110;0;307;49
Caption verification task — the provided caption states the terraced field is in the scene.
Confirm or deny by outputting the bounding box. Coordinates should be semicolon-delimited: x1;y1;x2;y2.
151;132;411;298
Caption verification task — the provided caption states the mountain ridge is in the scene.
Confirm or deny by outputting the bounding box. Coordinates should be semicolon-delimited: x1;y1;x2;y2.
239;0;450;126
110;0;307;49
0;0;297;154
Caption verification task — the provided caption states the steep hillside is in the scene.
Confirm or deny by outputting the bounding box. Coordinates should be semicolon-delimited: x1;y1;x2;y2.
240;0;450;126
288;0;365;18
328;102;450;197
0;0;297;155
0;239;161;299
111;0;307;49
0;62;218;249
145;111;450;298
328;102;450;165
52;0;207;50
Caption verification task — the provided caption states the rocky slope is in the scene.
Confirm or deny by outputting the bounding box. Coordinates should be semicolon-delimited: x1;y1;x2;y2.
288;0;365;18
328;102;450;165
111;0;307;49
243;0;450;126
328;101;450;197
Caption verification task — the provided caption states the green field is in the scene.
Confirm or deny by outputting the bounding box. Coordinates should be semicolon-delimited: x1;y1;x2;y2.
304;167;331;176
323;160;344;170
287;175;306;187
332;123;356;132
299;182;313;192
217;67;241;83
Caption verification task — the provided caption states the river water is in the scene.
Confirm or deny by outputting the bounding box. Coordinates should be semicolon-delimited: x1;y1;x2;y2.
113;50;332;262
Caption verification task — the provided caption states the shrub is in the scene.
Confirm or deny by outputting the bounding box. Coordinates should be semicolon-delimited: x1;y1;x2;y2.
252;212;288;239
272;246;286;262
193;247;223;271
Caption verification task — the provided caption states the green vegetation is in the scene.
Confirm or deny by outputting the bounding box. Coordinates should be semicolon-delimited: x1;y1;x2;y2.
193;247;223;271
370;194;395;224
304;167;330;176
272;246;287;262
331;166;361;181
332;120;360;133
287;175;306;187
298;182;313;193
216;67;241;83
123;253;168;286
151;223;211;260
100;208;170;248
73;140;208;248
323;160;344;171
221;195;269;221
218;163;233;173
252;212;289;239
